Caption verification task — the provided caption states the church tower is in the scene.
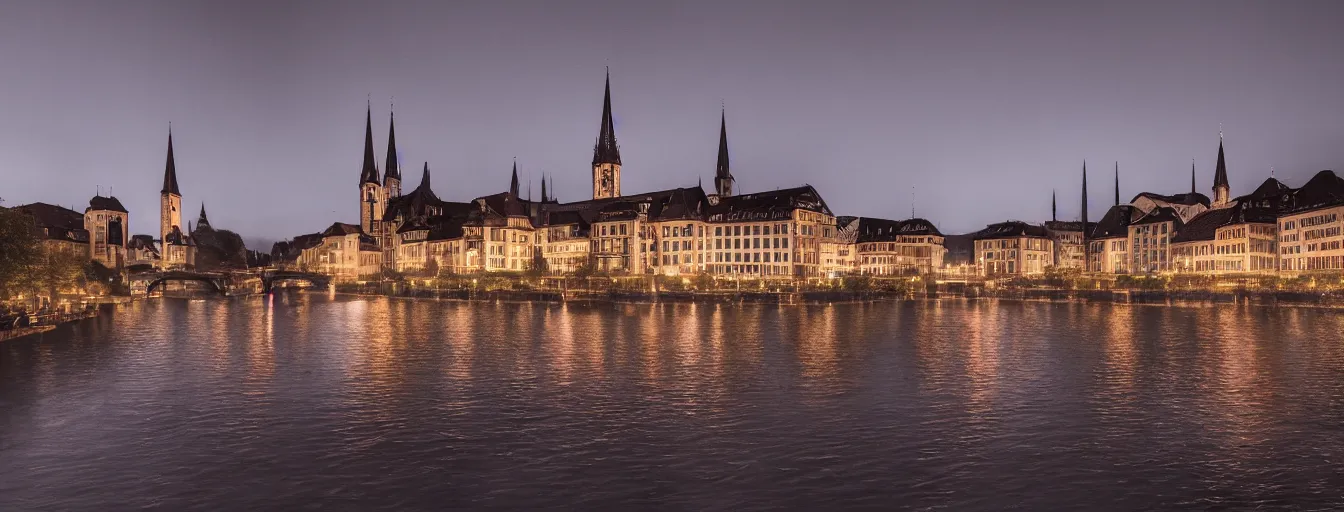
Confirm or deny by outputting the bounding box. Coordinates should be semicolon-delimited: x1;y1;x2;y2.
1212;132;1230;207
160;129;182;245
592;69;622;200
359;103;383;233
384;108;402;199
714;108;735;197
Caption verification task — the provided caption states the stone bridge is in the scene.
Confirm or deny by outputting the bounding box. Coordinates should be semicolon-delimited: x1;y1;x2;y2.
260;271;331;293
130;270;331;296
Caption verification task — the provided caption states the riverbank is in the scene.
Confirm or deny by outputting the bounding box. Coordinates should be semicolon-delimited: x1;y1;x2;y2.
315;285;1344;308
0;308;101;343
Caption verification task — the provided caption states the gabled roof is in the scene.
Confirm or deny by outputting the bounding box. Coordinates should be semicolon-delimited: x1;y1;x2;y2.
1172;207;1235;243
321;222;363;237
1131;191;1211;208
382;163;444;222
13;202;88;242
1284;170;1344;214
1133;206;1183;227
973;221;1050;240
1090;204;1141;239
1044;220;1095;233
851;216;944;242
647;186;709;222
87;195;128;213
707;185;833;222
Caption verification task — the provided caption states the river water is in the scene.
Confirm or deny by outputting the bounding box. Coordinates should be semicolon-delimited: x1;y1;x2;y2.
2;296;1343;510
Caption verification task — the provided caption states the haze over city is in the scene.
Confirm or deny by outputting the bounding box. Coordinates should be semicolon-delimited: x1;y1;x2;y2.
3;0;1342;242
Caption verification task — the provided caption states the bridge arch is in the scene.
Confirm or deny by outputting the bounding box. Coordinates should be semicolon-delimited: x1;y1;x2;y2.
262;272;331;293
145;275;226;295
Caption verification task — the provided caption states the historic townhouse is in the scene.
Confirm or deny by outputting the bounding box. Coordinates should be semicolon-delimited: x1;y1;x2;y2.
84;196;129;269
845;217;946;276
12;202;89;256
1088;205;1137;273
1171;178;1286;274
822;217;859;277
299;222;381;281
1276;170;1344;274
973;221;1054;276
1127;207;1182;274
1045;221;1090;270
538;211;591;274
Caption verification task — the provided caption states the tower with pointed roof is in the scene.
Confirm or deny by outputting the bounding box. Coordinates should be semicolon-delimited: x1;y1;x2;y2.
359;103;384;234
714;108;735;198
592;69;622;199
510;160;521;199
1052;190;1057;221
160;129;182;249
384;108;402;199
1081;161;1089;265
197;202;211;230
1212;132;1230;207
1114;162;1120;206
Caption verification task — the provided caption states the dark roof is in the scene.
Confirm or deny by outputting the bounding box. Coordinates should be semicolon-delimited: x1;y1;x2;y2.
1213;138;1229;190
942;234;975;265
1246;177;1289;200
1171;208;1235;243
592;70;621;166
1133;206;1183;227
509;161;520;199
162;131;181;195
321;222;363;237
87;195;128;213
359;105;379;185
1090;205;1141;239
164;225;191;245
427;218;466;241
973;221;1050;240
716;109;731;180
706;185;833;222
647;187;709;222
196;202;210;229
128;234;158;251
1131;191;1212;208
382;164;448;222
14;202;87;242
384;110;400;184
852;217;944;242
1044;220;1095;233
1284;170;1344;214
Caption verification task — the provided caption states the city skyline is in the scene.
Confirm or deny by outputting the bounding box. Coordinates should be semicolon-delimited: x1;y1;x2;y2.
3;1;1344;242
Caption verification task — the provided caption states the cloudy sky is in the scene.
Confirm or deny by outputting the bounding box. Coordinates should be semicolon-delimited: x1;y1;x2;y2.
3;0;1342;241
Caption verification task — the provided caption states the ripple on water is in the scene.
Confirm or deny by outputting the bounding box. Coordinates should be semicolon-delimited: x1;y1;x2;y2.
1;297;1343;510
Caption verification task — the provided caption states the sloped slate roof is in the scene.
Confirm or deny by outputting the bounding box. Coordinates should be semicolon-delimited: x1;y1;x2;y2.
14;202;88;242
1131;191;1211;208
973;221;1050;240
1284;170;1344;214
853;216;944;242
1090;205;1141;239
1171;208;1235;243
321;222;363;237
707;185;833;222
87;195;128;213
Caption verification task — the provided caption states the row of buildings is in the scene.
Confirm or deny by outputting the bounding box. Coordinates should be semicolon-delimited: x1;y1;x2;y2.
270;71;1342;282
14;71;1339;284
11;131;258;275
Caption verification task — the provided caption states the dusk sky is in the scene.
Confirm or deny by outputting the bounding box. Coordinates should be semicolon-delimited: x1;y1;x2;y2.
3;0;1343;243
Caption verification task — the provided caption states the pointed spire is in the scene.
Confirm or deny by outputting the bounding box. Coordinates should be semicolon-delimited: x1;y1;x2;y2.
1052;190;1057;221
1213;135;1229;190
510;159;520;198
1191;159;1197;194
197;202;210;229
716;108;731;179
359;103;379;185
1114;162;1120;206
541;172;548;202
1081;160;1089;225
384;107;400;184
592;68;621;166
161;128;181;195
421;162;430;191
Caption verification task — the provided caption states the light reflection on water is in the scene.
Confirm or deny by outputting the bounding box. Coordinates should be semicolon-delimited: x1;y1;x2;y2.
1;296;1343;510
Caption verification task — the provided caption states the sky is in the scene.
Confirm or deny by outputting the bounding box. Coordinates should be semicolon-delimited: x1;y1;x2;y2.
2;0;1343;244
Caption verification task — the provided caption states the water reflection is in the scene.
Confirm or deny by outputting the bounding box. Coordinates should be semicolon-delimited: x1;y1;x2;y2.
2;298;1343;510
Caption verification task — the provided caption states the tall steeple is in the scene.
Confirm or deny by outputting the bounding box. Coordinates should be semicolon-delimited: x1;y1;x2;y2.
1212;131;1230;206
593;69;621;166
1114;162;1120;206
384;107;401;195
1081;160;1089;225
541;173;548;202
420;162;430;191
162;129;181;195
1052;190;1057;221
197;202;210;229
714;107;735;197
359;103;379;185
1191;159;1196;194
591;68;622;200
510;159;520;198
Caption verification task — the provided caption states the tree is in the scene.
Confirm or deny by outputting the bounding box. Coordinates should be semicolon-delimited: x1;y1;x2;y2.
423;257;439;278
0;207;40;300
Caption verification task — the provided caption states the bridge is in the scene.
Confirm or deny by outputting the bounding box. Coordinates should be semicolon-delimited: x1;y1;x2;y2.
139;271;232;295
261;271;331;293
129;270;332;296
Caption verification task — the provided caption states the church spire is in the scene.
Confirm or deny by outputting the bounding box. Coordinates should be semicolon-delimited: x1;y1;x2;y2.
1191;159;1196;194
592;68;621;166
162;128;180;195
1212;132;1230;204
420;162;430;191
1081;160;1089;225
359;102;379;185
1052;190;1057;221
197;202;210;229
541;172;548;202
715;107;735;197
510;159;520;198
384;107;400;185
1114;162;1120;206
